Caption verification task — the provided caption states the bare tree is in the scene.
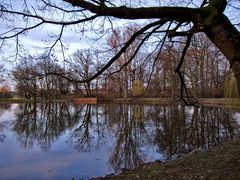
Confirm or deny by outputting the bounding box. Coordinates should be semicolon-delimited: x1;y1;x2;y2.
107;26;145;98
1;0;240;101
67;49;97;97
12;54;70;100
12;57;38;100
183;33;228;98
36;56;70;99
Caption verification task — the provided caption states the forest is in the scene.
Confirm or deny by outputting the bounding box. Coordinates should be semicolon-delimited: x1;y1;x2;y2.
8;32;237;102
0;0;239;104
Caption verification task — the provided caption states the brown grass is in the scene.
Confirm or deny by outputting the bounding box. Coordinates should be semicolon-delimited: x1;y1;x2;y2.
72;98;97;104
92;140;240;180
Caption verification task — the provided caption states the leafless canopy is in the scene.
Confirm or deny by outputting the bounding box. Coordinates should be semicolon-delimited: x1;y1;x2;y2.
0;0;239;104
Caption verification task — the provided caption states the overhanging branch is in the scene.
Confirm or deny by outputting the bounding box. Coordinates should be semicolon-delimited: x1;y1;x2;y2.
107;22;166;78
64;0;200;22
175;34;198;105
47;19;168;83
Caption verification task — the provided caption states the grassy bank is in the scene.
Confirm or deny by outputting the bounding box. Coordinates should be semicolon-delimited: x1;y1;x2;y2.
199;98;240;107
101;98;171;104
101;98;240;107
0;98;32;104
1;98;240;107
0;98;70;104
93;140;240;180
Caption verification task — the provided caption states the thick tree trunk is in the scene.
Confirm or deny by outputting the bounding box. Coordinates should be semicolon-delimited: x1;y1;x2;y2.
203;14;240;95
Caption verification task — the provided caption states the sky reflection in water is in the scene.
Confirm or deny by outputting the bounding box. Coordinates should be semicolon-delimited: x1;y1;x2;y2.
0;103;239;179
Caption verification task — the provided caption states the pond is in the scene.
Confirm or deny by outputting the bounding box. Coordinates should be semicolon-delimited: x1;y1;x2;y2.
0;103;239;179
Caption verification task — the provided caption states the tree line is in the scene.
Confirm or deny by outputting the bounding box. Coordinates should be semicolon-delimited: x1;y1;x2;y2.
10;31;237;101
0;0;239;102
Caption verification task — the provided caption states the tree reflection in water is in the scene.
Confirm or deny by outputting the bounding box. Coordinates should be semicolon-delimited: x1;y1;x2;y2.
67;104;109;152
12;103;240;172
150;105;240;159
104;104;240;169
0;104;12;143
107;104;147;171
12;103;83;151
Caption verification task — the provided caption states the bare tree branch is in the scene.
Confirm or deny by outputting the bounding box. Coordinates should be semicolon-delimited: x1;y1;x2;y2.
45;19;167;83
107;22;166;77
175;34;198;105
64;0;200;22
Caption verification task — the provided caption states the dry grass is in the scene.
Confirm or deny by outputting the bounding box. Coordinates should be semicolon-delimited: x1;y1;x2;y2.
93;140;240;180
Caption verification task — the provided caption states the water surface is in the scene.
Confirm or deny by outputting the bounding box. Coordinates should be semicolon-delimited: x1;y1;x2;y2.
0;103;239;179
